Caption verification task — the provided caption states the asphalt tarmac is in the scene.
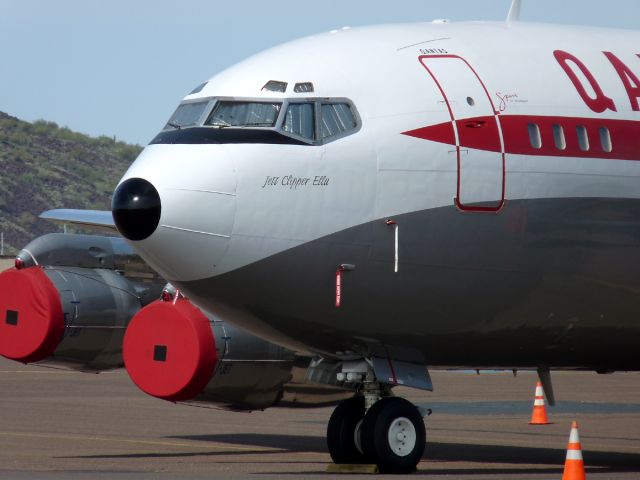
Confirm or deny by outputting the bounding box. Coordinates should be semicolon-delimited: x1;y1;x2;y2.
1;357;639;479
0;258;13;270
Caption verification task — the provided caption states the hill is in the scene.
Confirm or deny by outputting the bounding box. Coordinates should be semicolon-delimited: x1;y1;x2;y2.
0;111;142;255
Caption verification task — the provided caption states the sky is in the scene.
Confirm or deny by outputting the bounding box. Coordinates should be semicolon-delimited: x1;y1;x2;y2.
1;0;638;145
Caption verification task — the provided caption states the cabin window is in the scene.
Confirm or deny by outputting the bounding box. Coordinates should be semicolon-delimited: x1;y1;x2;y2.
165;101;209;129
206;101;281;127
552;124;566;150
321;103;357;139
282;102;315;140
599;127;612;152
528;123;542;149
577;125;589;151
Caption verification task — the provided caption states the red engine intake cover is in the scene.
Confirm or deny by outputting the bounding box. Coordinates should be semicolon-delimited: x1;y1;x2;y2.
0;267;65;363
123;299;217;402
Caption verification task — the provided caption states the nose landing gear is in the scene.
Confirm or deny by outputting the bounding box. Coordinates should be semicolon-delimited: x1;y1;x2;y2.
327;396;366;464
327;394;426;473
326;364;426;474
360;397;425;473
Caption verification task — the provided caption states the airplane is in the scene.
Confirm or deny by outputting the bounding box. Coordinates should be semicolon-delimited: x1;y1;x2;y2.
2;0;640;473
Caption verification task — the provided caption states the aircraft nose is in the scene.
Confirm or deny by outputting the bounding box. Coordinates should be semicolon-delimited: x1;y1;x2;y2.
111;178;161;241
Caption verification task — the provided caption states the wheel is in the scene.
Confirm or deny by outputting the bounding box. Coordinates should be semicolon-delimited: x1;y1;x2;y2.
360;396;426;473
326;395;366;464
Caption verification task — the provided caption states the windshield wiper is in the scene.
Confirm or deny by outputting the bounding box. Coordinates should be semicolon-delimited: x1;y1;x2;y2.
167;122;182;130
206;120;275;129
209;118;233;128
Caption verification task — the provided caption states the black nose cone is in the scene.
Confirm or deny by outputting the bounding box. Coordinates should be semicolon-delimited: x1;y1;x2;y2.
112;178;161;241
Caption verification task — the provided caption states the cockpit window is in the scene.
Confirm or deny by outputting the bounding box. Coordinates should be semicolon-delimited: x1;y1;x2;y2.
205;101;281;127
165;101;209;129
155;97;360;146
189;82;207;95
282;103;315;140
321;103;357;139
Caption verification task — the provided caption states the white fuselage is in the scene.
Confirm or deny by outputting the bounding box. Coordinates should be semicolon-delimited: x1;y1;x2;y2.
115;21;640;368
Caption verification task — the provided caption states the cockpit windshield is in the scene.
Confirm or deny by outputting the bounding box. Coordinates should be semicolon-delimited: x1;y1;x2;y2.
205;102;281;127
165;101;209;129
156;97;360;146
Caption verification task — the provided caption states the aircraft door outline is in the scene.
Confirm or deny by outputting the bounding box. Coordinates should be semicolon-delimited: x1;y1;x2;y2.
419;55;506;212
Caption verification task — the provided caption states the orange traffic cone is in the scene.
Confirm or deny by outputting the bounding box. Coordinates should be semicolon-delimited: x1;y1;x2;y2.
562;421;586;480
529;381;550;425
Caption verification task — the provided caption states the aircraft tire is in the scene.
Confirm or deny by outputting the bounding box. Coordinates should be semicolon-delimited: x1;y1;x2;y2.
361;397;425;473
326;395;366;464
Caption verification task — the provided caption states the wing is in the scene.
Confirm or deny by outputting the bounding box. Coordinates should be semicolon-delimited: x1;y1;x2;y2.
40;209;118;234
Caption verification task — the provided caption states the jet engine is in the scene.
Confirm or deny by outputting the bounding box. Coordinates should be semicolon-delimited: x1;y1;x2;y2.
0;232;353;409
124;293;353;410
0;233;163;370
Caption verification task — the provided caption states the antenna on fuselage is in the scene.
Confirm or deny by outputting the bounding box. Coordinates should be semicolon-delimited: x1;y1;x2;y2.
506;0;522;22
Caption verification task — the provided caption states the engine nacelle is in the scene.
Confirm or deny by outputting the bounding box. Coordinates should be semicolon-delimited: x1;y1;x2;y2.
0;233;162;370
2;233;353;407
124;298;336;410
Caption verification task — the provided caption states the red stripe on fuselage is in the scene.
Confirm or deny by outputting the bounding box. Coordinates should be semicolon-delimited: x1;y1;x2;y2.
403;120;456;146
403;115;640;161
